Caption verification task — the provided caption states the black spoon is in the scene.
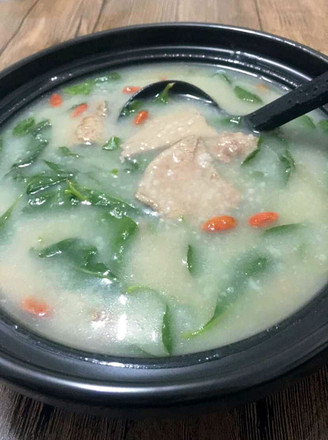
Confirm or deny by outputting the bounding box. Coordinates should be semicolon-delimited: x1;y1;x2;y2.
119;72;328;132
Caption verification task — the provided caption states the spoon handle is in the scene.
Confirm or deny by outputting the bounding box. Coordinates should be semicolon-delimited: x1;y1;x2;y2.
245;71;328;131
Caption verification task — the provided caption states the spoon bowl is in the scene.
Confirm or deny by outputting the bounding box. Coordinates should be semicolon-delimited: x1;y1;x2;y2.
119;72;328;132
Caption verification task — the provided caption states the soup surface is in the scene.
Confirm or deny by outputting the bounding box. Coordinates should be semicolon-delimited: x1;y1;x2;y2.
0;63;328;357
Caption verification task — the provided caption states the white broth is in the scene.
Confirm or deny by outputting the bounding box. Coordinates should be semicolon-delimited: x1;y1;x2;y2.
0;63;327;357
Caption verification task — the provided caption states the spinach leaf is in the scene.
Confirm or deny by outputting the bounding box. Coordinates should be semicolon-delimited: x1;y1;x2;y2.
110;168;119;177
102;136;121;151
26;187;77;211
234;86;263;104
12;136;49;168
26;161;74;195
65;181;138;216
162;305;173;355
94;72;121;82
119;100;143;117
123;157;141;172
101;212;138;271
38;238;79;258
187;252;271;337
65;180;87;201
241;134;296;183
279;149;295;182
297;115;316;129
187;244;195;275
125;284;156;294
241;135;263;166
58;146;80;158
26;173;68;195
262;223;305;237
318;120;328;132
11;119;51;170
123;151;157;173
65;82;94;95
77;261;116;281
64;72;120;96
216;115;242;127
43;160;73;176
153;82;175;104
36;237;116;281
124;285;173;354
32;119;51;135
13;117;35;136
214;71;232;84
0;195;22;231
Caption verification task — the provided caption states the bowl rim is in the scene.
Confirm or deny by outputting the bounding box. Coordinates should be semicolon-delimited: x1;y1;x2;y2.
1;22;328;80
0;22;328;412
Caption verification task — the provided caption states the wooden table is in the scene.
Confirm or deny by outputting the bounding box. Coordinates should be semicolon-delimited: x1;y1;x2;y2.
0;0;327;439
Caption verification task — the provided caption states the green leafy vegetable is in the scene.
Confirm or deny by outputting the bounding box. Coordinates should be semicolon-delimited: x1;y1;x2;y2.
32;119;51;135
187;244;195;275
26;173;69;195
26;161;74;195
101;212;138;271
36;237;116;281
162;305;173;355
234;86;263;104
0;195;22;231
214;71;232;84
43;160;70;175
65;180;86;201
58;146;80;158
123;151;157;173
65;181;138;216
125;284;155;294
64;82;94;95
241;135;263;166
279;149;295;182
125;285;172;354
12;136;49;169
38;237;78;258
186;252;270;338
110;168;119;177
26;187;77;211
262;223;305;237
94;72;121;82
217;115;242;127
297;115;316;129
13;117;35;136
10;118;52;170
77;261;116;280
102;136;121;151
64;72;120;96
318;120;328;132
120;100;143;117
123;157;140;172
153;82;175;104
241;134;295;183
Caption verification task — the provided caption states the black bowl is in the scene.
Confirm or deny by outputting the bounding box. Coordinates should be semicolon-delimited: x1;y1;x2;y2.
0;23;328;418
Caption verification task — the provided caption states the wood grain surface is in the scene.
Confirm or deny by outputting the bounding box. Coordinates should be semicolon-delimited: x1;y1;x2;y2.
0;0;327;439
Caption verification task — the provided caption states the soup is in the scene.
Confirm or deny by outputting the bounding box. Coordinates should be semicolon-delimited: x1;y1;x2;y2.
0;63;327;357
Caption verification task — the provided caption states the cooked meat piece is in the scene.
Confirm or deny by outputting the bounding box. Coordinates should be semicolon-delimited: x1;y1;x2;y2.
136;136;241;220
121;109;217;159
204;132;258;163
73;100;108;145
75;115;104;145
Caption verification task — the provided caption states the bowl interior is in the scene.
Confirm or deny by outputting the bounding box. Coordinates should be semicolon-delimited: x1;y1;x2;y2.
0;23;328;411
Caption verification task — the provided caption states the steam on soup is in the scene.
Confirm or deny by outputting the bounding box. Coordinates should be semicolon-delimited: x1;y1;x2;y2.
0;63;328;357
